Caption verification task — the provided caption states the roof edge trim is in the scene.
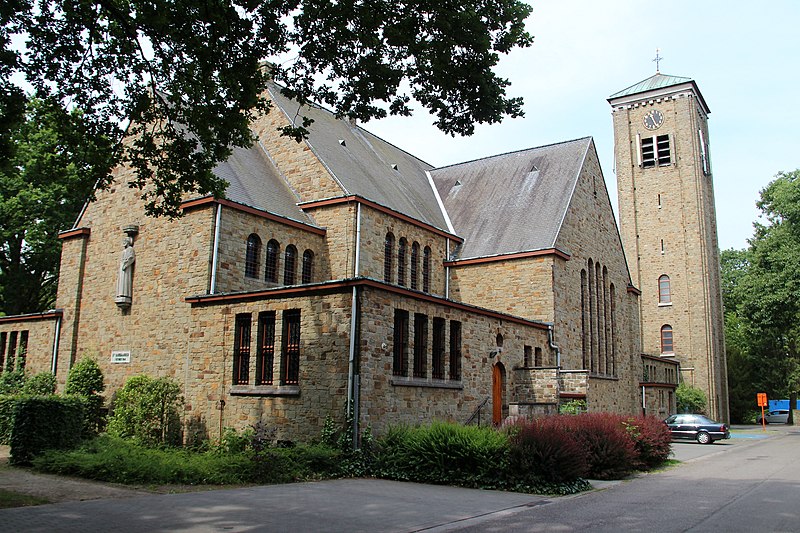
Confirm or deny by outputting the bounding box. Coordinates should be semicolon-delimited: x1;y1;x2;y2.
445;248;570;267
181;197;326;236
0;309;63;324
58;227;91;240
426;170;456;235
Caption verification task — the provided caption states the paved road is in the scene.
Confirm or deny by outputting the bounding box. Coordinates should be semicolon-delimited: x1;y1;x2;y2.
0;425;796;532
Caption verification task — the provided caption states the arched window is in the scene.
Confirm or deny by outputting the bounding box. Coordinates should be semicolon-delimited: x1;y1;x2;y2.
397;238;407;286
660;325;674;354
284;245;297;285
384;233;395;283
265;239;280;283
422;246;431;293
658;275;671;304
410;242;420;290
301;249;314;284
245;234;261;279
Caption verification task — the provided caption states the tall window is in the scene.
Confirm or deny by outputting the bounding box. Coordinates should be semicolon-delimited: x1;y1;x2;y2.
432;318;445;379
256;311;276;385
384;232;395;283
581;269;587;370
413;313;428;378
0;332;6;370
282;310;301;384
233;314;251;385
658;275;671;304
6;331;17;371
245;234;261;279
410;242;419;290
422;246;431;293
301;249;314;284
265;239;280;283
17;331;27;371
392;309;409;376
397;238;407;286
642;134;671;168
449;321;461;381
524;345;532;367
284;245;297;285
534;347;543;367
661;325;674;354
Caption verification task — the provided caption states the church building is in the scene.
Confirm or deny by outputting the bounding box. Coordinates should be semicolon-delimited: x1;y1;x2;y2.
0;71;724;443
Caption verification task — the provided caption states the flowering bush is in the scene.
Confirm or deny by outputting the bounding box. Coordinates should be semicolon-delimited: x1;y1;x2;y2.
623;415;672;469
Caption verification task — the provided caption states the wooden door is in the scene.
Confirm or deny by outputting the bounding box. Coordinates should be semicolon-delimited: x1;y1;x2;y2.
492;363;504;425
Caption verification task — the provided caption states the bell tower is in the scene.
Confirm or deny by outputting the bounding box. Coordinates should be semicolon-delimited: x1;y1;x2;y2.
608;71;729;422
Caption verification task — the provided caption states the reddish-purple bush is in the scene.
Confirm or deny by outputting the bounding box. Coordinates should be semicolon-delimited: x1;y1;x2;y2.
623;415;672;469
506;417;588;483
562;413;636;480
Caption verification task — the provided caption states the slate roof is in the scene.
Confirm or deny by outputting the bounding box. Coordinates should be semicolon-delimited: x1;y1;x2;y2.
430;137;592;260
266;86;449;233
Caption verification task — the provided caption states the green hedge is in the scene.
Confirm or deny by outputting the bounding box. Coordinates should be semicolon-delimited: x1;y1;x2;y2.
10;396;88;465
0;396;16;444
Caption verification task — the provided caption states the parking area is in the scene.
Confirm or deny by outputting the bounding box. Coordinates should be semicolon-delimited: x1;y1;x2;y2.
669;424;791;462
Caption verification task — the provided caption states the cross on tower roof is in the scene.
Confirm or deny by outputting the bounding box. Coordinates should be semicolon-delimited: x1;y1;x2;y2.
653;48;663;73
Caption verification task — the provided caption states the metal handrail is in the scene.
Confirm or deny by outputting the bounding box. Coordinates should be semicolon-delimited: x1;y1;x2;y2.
464;396;490;425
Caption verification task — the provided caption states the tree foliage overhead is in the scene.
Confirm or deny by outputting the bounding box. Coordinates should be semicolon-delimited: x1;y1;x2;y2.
4;0;533;217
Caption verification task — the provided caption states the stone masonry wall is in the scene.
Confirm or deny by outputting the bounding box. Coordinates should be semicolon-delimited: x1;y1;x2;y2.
0;316;59;376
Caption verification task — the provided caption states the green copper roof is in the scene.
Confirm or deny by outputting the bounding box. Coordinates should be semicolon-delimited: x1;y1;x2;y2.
609;73;694;99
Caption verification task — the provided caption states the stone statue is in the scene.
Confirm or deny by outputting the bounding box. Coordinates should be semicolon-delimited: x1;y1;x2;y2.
115;236;136;308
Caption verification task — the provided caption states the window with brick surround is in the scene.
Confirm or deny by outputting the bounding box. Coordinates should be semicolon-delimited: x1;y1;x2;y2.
524;345;532;367
410;242;419;290
233;314;252;385
661;325;674;354
6;331;17;371
432;317;445;379
265;239;280;283
534;347;543;366
422;246;431;293
245;234;261;279
659;275;671;304
397;238;407;286
413;313;428;378
393;309;409;376
384;232;395;283
449;320;461;380
256;311;276;385
282;310;301;385
284;245;297;285
17;331;27;371
301;249;314;284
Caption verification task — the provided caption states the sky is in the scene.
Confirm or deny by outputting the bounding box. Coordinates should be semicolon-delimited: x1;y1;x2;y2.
362;1;800;251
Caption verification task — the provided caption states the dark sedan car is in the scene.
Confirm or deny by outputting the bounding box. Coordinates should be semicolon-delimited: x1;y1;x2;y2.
664;414;730;444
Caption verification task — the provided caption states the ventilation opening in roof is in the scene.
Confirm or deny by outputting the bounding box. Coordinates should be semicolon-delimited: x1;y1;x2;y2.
530;163;539;173
338;139;346;146
455;180;462;186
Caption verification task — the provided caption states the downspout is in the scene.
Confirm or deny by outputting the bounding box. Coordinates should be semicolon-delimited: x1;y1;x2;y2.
347;202;362;448
209;203;223;294
547;325;561;368
642;385;646;413
445;239;450;299
50;315;61;375
354;203;362;277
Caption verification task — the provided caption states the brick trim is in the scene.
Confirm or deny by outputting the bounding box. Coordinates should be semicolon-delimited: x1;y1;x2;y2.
444;248;570;267
0;310;63;324
641;353;680;365
300;195;462;242
639;382;678;389
58;228;91;240
185;278;551;330
181;197;327;236
559;392;587;399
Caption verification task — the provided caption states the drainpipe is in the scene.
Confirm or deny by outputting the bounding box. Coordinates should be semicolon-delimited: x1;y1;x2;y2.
347;202;362;448
445;239;450;299
547;325;561;368
642;385;646;413
51;315;61;375
354;203;362;276
209;203;222;294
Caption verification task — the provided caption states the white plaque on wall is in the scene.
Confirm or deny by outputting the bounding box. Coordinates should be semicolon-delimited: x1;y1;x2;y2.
111;351;131;364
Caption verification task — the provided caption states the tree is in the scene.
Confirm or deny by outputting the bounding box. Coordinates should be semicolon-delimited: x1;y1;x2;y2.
0;98;112;315
3;0;533;218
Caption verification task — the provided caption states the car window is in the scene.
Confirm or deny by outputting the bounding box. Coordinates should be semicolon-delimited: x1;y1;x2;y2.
665;415;677;423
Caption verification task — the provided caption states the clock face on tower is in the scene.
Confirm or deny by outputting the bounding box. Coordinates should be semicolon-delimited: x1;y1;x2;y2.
643;109;664;130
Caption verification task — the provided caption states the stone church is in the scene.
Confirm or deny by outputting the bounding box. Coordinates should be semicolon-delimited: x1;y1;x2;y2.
0;71;726;442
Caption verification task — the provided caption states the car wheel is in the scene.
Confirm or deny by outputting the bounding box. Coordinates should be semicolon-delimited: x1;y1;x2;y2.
696;431;712;445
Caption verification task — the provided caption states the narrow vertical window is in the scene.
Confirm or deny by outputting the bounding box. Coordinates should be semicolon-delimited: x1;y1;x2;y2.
524;345;532;367
0;332;6;370
449;320;461;381
384;232;395;283
660;239;665;255
282;310;301;385
17;331;28;371
413;313;428;378
657;193;662;209
410;242;419;290
432;318;445;379
256;311;276;385
393;310;409;376
397;238;407;286
659;275;671;304
265;239;280;283
301;249;314;284
610;283;617;376
595;262;603;374
661;325;674;354
6;331;17;371
641;137;655;168
233;314;251;385
588;261;595;373
284;245;297;285
699;129;711;175
422;246;431;293
535;347;543;367
581;269;587;370
656;134;671;165
245;234;261;279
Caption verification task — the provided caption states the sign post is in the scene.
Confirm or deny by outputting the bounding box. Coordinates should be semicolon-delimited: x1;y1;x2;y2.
757;392;768;430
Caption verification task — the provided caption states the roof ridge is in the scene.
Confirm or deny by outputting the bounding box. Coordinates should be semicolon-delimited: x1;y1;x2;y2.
432;136;593;171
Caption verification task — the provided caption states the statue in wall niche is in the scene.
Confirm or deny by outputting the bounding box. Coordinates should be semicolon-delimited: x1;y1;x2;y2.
115;236;136;309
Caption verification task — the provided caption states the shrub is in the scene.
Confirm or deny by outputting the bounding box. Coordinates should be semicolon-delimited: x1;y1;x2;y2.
623;415;672;469
10;396;87;464
107;375;184;447
0;396;17;444
21;372;57;396
506;416;588;483
563;413;636;480
559;399;587;415
676;383;707;414
0;370;25;395
65;358;105;396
